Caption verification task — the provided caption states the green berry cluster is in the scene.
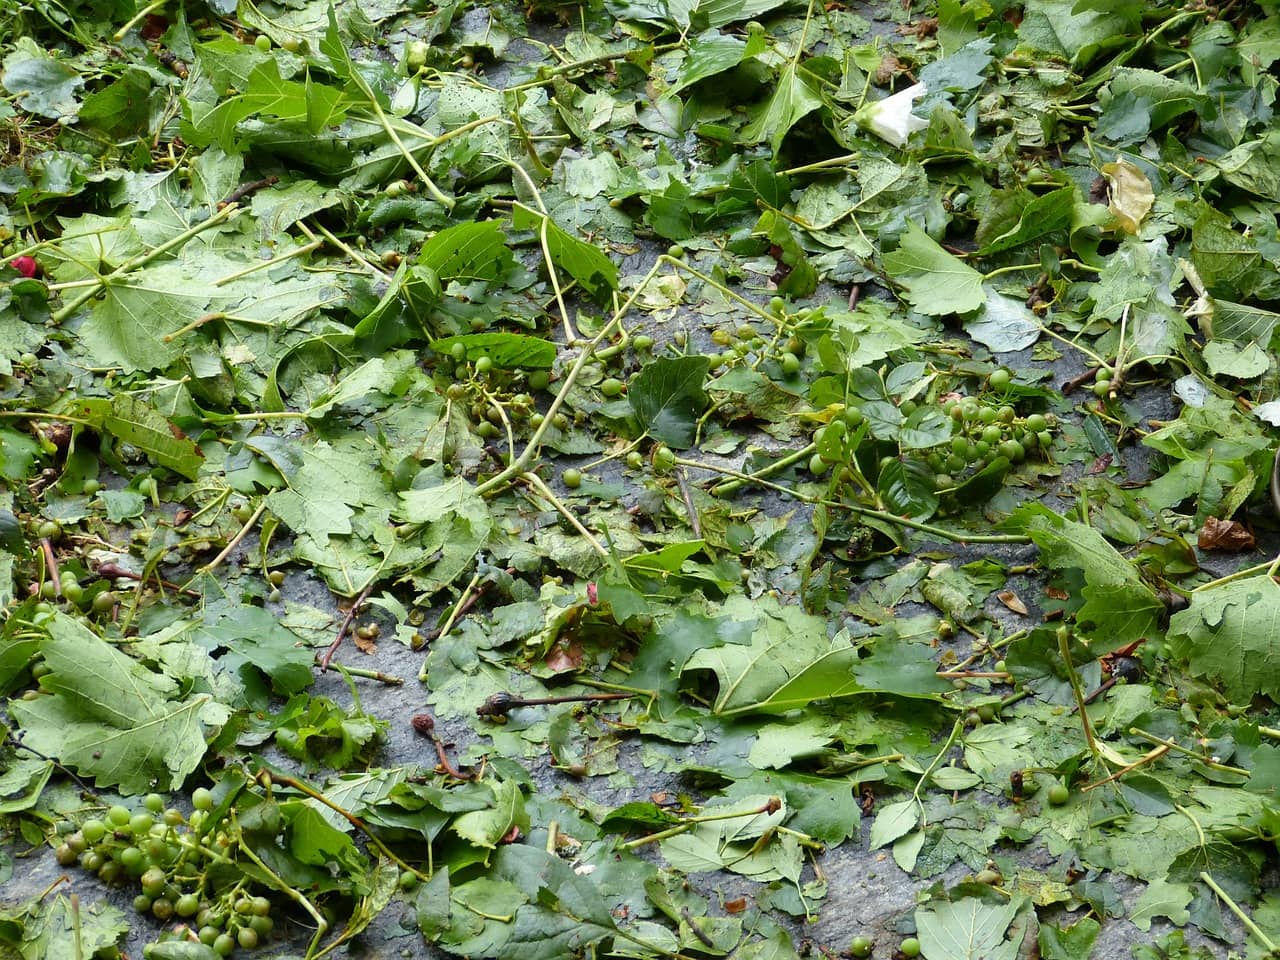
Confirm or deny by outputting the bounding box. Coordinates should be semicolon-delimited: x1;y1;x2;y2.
55;790;275;957
925;396;1055;490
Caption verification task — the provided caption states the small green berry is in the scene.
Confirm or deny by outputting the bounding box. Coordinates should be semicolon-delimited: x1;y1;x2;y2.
254;34;271;52
561;468;582;489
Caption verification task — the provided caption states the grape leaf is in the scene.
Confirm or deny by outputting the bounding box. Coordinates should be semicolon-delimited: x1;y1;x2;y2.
76;396;204;480
628;356;710;448
9;614;230;792
1166;576;1280;702
739;61;823;152
883;222;985;315
511;204;617;300
915;896;1027;960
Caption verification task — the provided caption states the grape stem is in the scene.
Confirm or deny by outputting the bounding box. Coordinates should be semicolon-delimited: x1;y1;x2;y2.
1201;871;1279;956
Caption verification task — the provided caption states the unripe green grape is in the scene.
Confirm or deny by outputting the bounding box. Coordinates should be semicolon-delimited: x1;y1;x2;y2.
998;439;1025;462
55;844;77;866
99;859;123;884
528;370;551;392
81;851;105;872
600;377;624;398
900;937;921;957
199;926;220;946
66;832;87;855
254;34;271;51
237;927;259;950
978;405;998;424
129;813;153;835
809;453;829;476
946;454;966;473
1048;782;1070;805
561;468;582;489
626;451;644;470
249;914;274;935
973;440;991;459
141;868;167;897
998;405;1016;423
93;591;118;614
399;870;420;892
251;896;271;917
1025;413;1048;433
176;894;200;917
134;895;152;914
843;405;864;427
849;936;873;958
994;659;1007;673
118;846;144;871
981;425;1002;445
1093;378;1112;397
474;355;493;374
653;446;676;473
632;334;654;351
151;896;174;922
1037;430;1053;449
934;474;954;489
780;352;801;375
83;818;108;842
988;368;1011;389
552;413;570;430
667;244;685;259
213;933;235;957
768;296;786;317
950;436;969;457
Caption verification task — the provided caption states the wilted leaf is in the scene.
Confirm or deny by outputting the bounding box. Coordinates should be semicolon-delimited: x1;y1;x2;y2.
9;615;229;792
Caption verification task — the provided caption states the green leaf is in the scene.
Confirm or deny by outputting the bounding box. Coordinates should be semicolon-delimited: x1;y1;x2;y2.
1129;880;1192;931
877;458;939;520
1;49;83;119
975;186;1074;255
667;31;748;96
511;204;617;300
433;333;555;369
9;614;230;792
1166;576;1280;703
883;222;986;315
418;221;514;283
76;396;204;480
452;779;529;849
1037;917;1100;960
869;798;919;849
194;604;318;695
915;896;1027;960
739;61;823;152
628;356;710;449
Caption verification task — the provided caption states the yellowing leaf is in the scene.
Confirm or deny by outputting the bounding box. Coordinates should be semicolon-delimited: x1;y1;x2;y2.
1101;158;1154;234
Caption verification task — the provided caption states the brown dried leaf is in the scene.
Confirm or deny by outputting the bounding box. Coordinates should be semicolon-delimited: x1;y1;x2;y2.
1197;516;1255;552
997;590;1028;615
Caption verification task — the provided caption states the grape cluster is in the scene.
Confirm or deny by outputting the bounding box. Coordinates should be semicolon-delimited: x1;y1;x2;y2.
926;394;1056;490
54;790;274;957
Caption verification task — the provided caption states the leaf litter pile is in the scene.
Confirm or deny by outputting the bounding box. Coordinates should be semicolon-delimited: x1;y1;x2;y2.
2;0;1280;958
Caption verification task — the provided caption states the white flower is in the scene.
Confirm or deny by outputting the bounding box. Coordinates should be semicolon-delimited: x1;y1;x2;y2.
855;82;929;148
